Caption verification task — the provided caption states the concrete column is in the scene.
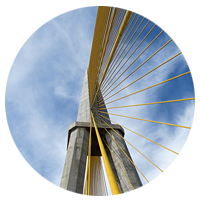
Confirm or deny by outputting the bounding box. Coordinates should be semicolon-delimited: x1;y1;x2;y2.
60;127;89;194
77;70;91;122
60;68;143;194
104;129;142;193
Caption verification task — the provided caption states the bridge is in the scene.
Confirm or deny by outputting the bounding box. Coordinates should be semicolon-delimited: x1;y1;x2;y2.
60;6;194;195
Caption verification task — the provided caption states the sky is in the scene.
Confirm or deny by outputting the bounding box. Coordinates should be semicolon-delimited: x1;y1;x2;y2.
97;12;195;186
5;6;98;186
5;6;195;195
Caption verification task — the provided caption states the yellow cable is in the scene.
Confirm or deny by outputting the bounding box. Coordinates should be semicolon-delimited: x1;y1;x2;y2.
91;10;132;107
99;71;191;107
101;22;192;100
94;7;114;90
101;6;139;90
91;112;121;195
87;119;92;195
98;8;123;85
101;118;163;172
98;30;164;102
102;137;135;189
99;97;195;110
99;114;179;155
94;9;130;102
100;12;135;90
104;127;149;183
88;7;111;104
102;6;146;94
98;6;172;101
95;7;115;105
100;111;191;129
100;18;150;95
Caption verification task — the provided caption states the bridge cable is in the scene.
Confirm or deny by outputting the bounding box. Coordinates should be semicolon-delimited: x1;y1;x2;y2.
99;98;195;110
99;12;135;91
102;137;135;190
100;17;148;94
103;127;149;183
98;7;186;101
99;71;191;107
100;14;140;91
100;22;192;103
102;6;145;91
97;6;171;99
100;114;192;161
102;120;192;196
91;10;132;107
91;112;121;195
100;111;191;129
101;52;182;103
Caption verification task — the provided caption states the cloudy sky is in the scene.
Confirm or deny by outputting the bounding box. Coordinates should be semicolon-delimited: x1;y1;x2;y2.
6;7;98;186
97;12;195;186
5;6;195;194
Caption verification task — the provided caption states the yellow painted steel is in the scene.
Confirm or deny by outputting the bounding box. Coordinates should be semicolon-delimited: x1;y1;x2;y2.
100;18;151;94
95;7;113;89
101;118;163;172
94;8;117;99
104;127;149;183
98;8;117;71
101;10;132;83
100;6;187;101
99;97;195;110
100;111;191;129
88;7;111;104
105;27;192;99
99;6;146;95
98;29;164;102
99;13;137;91
100;22;192;101
91;10;132;107
99;114;179;155
99;71;191;107
102;137;135;190
91;112;121;195
86;6;193;195
87;120;92;195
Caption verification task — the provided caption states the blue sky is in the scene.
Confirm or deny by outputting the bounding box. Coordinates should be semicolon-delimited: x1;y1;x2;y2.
5;6;195;193
6;7;98;185
98;12;195;185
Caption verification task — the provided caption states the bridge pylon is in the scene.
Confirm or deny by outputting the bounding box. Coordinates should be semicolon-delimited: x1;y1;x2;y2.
60;70;142;195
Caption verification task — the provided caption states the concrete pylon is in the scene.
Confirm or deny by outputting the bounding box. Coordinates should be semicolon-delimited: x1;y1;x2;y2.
60;70;142;194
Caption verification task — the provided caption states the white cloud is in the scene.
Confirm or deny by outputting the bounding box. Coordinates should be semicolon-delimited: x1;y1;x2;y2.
99;17;194;186
54;84;69;99
113;99;194;185
5;7;98;187
5;6;195;193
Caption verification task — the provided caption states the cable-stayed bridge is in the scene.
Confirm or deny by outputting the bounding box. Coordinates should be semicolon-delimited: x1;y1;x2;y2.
60;6;194;195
